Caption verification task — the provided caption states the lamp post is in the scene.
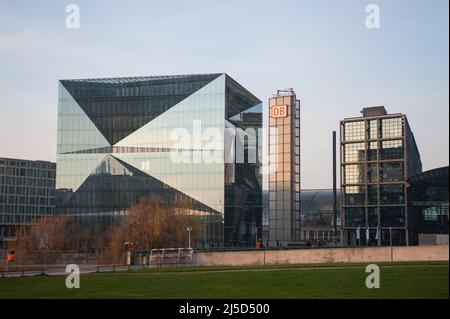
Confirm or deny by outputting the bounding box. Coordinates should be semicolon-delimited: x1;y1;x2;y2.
187;226;193;249
389;227;393;261
332;131;338;245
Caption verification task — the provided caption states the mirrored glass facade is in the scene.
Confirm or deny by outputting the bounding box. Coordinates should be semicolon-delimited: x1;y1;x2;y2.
56;74;262;247
340;106;422;246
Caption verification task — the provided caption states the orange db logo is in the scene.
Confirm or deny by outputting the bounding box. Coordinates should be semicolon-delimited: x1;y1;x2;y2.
271;105;288;118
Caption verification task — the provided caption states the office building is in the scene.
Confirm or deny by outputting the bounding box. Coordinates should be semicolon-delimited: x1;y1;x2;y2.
340;106;422;246
264;89;300;245
408;166;449;245
56;74;262;247
0;157;56;246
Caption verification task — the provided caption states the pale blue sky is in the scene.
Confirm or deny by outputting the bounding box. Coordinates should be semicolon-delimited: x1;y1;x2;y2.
0;0;448;188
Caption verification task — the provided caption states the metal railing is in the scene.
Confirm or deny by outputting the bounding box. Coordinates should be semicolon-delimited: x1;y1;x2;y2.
132;248;194;265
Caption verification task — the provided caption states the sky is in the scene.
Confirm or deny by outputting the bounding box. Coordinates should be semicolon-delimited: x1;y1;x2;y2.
0;0;448;189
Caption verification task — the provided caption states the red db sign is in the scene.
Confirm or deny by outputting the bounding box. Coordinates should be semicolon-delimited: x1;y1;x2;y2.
271;105;288;118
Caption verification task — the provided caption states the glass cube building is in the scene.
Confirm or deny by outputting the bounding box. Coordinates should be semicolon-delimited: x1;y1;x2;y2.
56;74;262;247
340;106;422;246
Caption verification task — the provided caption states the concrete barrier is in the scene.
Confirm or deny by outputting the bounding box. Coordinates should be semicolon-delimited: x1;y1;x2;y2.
392;245;449;262
193;245;449;266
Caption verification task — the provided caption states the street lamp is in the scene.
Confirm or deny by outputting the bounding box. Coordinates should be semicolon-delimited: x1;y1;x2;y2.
187;226;193;249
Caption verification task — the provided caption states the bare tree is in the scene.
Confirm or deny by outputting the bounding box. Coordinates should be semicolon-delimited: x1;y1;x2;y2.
99;195;201;263
13;215;85;264
11;195;202;265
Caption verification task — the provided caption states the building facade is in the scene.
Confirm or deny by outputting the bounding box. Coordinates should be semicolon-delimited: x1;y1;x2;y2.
340;106;422;246
300;189;341;246
56;74;262;248
264;89;301;245
408;166;449;245
0;157;56;246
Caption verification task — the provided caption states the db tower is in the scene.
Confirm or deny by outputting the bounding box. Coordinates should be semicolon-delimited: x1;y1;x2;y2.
265;89;301;246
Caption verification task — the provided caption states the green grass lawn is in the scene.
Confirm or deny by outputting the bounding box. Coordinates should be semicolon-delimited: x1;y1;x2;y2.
0;262;447;299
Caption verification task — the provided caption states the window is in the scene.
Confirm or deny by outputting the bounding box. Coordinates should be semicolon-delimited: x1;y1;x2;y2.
368;207;378;226
344;143;365;163
380;140;404;160
344;164;365;184
368;185;378;205
344;186;365;205
381;117;403;138
367;164;378;183
380;162;404;182
368;120;378;140
344;207;365;227
367;142;378;161
380;207;405;227
344;121;365;141
380;184;404;204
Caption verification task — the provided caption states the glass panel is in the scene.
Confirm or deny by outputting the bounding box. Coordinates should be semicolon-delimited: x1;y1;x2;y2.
380;184;405;204
344;121;365;141
381;117;403;139
368;207;378;226
380;207;405;227
380;140;404;160
57;83;110;154
367;163;378;183
344;186;366;205
368;185;378;205
380;162;404;182
344;143;365;163
344;207;365;227
344;164;365;184
369;120;378;140
55;153;106;191
367;142;378;161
